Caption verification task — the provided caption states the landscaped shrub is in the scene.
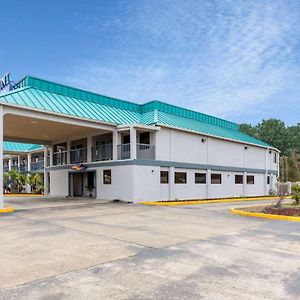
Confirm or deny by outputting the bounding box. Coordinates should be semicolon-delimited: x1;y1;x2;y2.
291;183;300;205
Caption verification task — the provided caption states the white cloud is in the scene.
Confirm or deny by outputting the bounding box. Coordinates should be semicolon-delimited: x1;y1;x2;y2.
65;0;300;123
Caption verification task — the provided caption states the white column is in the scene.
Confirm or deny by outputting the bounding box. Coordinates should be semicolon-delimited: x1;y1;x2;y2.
87;136;92;163
243;171;247;196
27;153;31;172
206;169;211;199
43;146;49;196
67;141;71;164
264;149;269;195
26;153;31;193
17;155;21;168
0;106;4;208
8;157;12;171
49;146;54;167
169;166;175;200
130;127;137;160
113;131;118;160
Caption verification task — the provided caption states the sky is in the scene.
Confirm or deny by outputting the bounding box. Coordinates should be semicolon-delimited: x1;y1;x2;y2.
1;0;299;125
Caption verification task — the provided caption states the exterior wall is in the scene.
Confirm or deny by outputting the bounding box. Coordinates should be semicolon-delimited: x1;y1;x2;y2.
155;127;279;173
44;124;280;202
95;165;134;202
49;169;69;197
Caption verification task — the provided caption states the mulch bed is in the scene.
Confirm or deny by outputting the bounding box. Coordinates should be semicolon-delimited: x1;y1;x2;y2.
260;205;300;217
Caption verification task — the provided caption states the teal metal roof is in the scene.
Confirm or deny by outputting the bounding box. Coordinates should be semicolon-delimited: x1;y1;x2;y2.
4;142;42;153
0;76;272;148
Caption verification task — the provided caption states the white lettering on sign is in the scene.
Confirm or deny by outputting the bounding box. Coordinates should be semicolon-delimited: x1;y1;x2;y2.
0;73;10;90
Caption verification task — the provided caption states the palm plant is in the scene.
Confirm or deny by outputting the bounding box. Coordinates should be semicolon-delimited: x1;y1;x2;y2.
27;173;44;194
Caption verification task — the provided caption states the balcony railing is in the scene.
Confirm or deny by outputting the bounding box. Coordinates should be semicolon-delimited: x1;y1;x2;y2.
137;143;155;160
3;166;9;172
31;161;44;171
92;144;113;161
11;165;18;171
53;151;67;166
19;165;28;173
70;148;87;164
117;143;155;160
117;143;131;160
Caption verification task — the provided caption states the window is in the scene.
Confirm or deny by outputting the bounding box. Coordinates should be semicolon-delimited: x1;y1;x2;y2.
211;174;222;184
247;175;255;184
274;153;277;164
139;132;150;144
103;169;111;184
123;135;130;144
267;175;270;185
160;171;169;184
235;175;243;184
195;173;206;184
175;172;187;184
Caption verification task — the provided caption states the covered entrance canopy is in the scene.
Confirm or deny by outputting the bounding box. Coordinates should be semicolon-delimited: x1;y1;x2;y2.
0;103;117;209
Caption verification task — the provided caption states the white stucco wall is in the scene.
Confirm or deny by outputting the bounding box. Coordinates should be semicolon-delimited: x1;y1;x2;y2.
155;127;279;173
49;169;69;197
96;165;134;202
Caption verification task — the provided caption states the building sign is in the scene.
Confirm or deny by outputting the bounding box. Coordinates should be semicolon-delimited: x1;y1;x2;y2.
71;164;86;171
0;73;11;92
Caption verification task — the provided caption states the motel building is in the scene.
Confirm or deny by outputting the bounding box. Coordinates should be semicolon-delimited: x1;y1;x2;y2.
0;74;279;209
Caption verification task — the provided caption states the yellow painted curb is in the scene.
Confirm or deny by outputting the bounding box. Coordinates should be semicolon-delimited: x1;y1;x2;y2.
0;207;14;214
141;196;291;206
230;208;300;222
4;194;43;197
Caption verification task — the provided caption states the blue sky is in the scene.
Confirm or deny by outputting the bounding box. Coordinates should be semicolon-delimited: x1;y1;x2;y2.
1;0;299;125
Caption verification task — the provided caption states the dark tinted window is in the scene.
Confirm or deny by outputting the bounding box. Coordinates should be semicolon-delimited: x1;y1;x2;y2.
247;175;255;184
175;172;187;184
195;173;206;184
211;174;222;184
235;175;243;184
160;171;169;184
103;170;111;184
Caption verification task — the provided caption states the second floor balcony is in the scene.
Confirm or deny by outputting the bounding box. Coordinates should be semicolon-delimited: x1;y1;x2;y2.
117;143;155;160
31;161;44;171
70;148;87;164
92;144;113;161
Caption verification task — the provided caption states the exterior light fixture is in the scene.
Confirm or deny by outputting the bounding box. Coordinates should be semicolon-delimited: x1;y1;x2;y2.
244;146;248;150
201;138;206;143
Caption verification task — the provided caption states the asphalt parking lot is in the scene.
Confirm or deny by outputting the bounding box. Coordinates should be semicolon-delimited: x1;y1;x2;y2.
0;197;299;299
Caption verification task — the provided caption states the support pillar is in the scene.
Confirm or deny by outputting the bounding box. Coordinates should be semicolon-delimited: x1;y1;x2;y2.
0;106;4;208
113;131;118;160
44;146;49;196
8;157;12;171
243;171;247;196
26;153;31;193
130;127;137;160
169;166;175;200
67;141;71;165
49;146;54;167
206;169;211;199
17;155;21;169
87;136;92;163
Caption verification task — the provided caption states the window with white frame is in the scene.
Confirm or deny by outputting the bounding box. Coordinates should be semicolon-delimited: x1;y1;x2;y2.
195;173;206;184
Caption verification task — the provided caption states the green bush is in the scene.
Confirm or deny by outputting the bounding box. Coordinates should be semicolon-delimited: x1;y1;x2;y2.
291;184;300;205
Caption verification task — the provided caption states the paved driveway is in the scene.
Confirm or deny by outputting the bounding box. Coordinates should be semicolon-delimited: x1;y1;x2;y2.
0;197;299;299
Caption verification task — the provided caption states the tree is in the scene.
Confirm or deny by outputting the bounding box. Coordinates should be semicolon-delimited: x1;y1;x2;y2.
239;123;257;138
240;119;300;182
256;119;288;154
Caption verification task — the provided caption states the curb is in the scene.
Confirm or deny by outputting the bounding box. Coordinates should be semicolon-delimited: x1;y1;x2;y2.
230;208;300;222
140;196;290;206
4;194;43;197
0;207;15;214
